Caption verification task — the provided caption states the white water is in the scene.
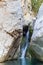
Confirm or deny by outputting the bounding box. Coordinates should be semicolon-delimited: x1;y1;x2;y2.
21;31;29;58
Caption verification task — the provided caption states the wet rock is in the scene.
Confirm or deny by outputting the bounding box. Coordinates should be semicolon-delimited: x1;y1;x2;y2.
30;3;43;61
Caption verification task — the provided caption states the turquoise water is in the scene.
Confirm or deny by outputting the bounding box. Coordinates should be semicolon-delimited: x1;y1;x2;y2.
0;58;43;65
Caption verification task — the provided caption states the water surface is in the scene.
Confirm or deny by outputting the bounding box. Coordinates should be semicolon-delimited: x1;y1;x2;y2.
0;58;43;65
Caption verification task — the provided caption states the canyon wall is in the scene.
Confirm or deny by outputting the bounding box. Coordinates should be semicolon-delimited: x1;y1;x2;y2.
0;0;34;62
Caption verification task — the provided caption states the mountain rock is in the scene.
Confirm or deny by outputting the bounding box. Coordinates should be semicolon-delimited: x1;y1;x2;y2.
0;0;23;62
30;3;43;61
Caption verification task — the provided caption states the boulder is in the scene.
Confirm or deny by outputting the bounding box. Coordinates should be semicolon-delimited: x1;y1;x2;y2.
30;3;43;61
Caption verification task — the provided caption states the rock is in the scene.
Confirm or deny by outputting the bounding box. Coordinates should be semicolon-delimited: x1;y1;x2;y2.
37;3;43;19
0;0;24;32
0;0;23;62
21;0;35;25
30;3;43;61
0;30;22;62
0;0;34;62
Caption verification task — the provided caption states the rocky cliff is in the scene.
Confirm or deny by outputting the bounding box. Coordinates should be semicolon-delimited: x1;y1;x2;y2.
21;0;34;25
30;3;43;61
0;0;23;62
0;0;34;62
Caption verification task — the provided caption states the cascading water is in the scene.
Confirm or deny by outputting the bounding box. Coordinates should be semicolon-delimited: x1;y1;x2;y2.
21;30;29;58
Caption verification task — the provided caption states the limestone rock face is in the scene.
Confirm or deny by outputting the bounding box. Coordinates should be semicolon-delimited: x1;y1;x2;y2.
0;0;23;62
30;3;43;61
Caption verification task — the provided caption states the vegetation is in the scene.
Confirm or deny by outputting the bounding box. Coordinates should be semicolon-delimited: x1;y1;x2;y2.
31;0;43;15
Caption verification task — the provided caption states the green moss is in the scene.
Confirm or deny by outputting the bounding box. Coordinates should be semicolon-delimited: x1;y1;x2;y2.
20;37;26;48
29;26;33;34
31;0;43;15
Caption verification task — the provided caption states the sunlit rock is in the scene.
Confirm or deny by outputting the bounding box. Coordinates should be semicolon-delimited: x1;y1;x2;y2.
21;0;34;25
0;0;24;32
0;0;23;62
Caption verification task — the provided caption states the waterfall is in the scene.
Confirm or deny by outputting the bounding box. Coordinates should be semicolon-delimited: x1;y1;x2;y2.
21;31;29;58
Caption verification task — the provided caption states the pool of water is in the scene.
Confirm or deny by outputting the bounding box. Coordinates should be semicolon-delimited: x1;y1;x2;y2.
0;58;43;65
